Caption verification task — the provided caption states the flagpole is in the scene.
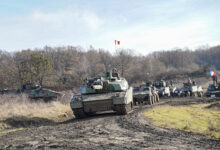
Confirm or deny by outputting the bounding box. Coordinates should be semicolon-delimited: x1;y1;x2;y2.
114;40;120;53
115;42;116;52
115;40;116;53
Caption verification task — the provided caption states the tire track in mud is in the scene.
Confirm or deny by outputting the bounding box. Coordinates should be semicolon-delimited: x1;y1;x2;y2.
0;98;220;150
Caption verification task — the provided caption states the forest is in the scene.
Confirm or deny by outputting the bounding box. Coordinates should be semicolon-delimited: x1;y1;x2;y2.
0;45;219;90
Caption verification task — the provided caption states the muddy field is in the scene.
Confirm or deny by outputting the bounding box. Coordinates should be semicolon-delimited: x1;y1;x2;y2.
0;97;220;150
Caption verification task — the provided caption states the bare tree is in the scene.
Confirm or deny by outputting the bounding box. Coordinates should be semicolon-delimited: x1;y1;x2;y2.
115;49;133;76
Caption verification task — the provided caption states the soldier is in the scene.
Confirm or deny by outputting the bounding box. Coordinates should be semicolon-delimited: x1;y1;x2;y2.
112;68;119;79
212;75;218;86
192;81;196;85
146;81;153;87
170;80;173;86
188;78;192;86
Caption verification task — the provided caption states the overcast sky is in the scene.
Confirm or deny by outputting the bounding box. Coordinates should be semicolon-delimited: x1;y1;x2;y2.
0;0;219;54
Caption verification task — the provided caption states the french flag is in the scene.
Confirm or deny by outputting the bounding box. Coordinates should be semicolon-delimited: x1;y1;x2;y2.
115;40;120;45
210;70;216;76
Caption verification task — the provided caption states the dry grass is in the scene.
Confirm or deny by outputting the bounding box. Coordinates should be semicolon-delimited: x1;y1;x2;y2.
0;92;74;134
144;102;220;138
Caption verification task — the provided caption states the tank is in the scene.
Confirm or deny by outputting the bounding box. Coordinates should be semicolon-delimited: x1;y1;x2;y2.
1;83;62;101
70;71;133;118
28;88;62;101
23;83;62;101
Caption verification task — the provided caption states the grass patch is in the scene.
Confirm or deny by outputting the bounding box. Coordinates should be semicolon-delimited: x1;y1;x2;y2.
0;93;74;134
144;102;220;138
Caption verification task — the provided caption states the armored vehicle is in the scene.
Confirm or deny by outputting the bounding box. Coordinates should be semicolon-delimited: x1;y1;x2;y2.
173;88;183;97
181;81;203;97
205;75;220;97
28;88;62;100
70;70;133;118
133;84;159;105
205;84;220;97
153;80;171;97
23;83;62;101
0;83;62;101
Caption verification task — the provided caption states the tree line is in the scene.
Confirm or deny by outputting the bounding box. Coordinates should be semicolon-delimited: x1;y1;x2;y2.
0;45;219;90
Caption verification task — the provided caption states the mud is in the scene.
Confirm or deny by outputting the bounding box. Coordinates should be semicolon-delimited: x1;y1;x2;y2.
0;97;220;150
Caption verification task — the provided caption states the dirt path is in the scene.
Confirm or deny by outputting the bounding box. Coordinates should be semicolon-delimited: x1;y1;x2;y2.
0;98;220;150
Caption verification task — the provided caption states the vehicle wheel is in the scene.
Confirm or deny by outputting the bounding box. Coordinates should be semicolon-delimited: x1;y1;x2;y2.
73;108;87;119
133;98;138;105
180;93;184;97
139;100;142;104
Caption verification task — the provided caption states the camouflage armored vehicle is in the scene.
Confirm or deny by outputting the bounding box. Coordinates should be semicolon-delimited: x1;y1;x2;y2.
23;83;62;101
153;80;171;97
28;88;62;100
180;79;203;97
0;83;62;101
133;82;159;105
70;70;133;118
